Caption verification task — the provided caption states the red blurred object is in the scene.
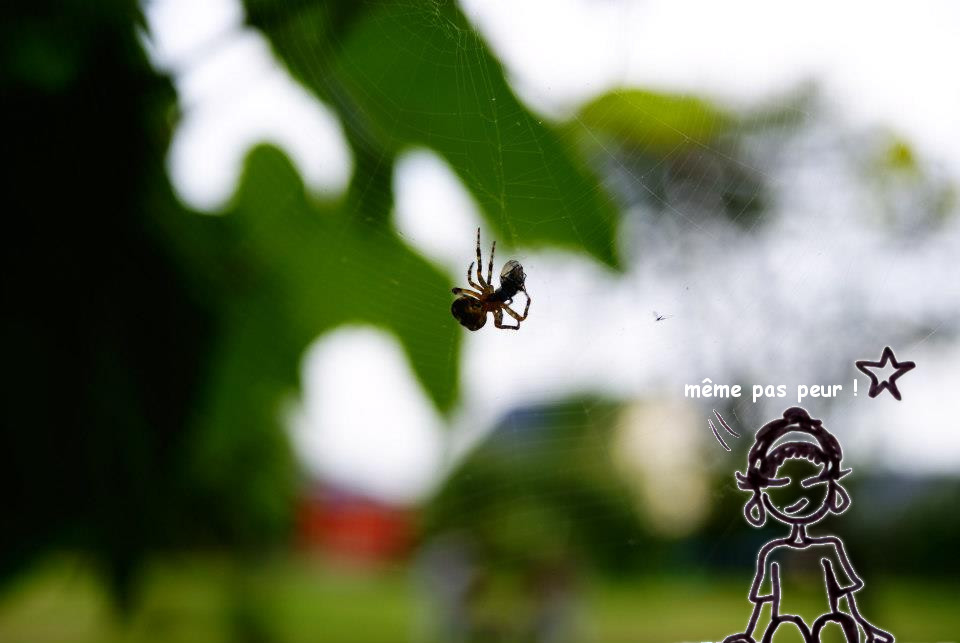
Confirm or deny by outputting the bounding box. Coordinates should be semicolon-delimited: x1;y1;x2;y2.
296;485;414;563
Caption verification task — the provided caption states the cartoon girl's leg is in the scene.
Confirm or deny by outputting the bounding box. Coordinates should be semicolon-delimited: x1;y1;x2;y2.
761;616;813;643
812;613;860;643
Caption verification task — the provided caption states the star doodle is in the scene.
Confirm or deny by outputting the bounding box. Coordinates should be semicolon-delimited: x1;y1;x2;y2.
855;346;916;401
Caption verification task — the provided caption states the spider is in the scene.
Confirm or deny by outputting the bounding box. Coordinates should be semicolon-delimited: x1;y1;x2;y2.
451;228;531;331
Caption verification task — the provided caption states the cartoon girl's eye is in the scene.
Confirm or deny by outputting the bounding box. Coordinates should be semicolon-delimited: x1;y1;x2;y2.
766;476;791;488
800;473;828;488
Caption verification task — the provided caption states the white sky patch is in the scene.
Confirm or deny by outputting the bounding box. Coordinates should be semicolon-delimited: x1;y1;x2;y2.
394;150;485;270
290;327;445;504
461;0;960;178
839;342;960;474
143;0;351;211
142;0;243;68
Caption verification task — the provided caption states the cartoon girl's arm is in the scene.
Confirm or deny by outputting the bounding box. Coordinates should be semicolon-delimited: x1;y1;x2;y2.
722;598;767;643
824;536;864;596
848;597;895;643
724;541;783;642
723;559;772;642
740;553;778;639
824;538;894;643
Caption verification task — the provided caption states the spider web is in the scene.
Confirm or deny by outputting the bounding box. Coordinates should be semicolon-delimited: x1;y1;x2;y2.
149;0;960;511
150;0;960;636
366;0;960;478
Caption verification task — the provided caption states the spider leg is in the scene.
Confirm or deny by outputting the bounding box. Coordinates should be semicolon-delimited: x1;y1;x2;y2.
467;262;483;291
452;287;483;299
493;308;520;330
475;228;488;288
487;239;496;285
502;291;530;321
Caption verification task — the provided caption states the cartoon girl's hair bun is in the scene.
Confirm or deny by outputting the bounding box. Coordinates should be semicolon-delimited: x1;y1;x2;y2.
736;407;844;493
782;407;819;425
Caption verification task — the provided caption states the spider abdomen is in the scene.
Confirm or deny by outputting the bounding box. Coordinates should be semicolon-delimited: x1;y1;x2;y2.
451;296;487;330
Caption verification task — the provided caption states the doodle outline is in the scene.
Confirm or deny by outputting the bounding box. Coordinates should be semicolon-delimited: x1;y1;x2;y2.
722;407;894;643
855;346;916;401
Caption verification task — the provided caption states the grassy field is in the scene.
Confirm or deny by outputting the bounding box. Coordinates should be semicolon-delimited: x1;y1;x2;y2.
0;555;956;643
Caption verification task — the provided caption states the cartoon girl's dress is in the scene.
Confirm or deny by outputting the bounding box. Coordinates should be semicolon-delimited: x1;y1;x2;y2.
738;537;865;643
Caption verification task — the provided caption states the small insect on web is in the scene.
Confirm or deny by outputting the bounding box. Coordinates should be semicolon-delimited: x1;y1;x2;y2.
450;228;532;331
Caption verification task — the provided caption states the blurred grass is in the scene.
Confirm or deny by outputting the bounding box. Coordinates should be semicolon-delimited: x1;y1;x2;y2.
1;556;956;643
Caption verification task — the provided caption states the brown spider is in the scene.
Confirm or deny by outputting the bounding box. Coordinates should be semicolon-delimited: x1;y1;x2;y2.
451;228;531;331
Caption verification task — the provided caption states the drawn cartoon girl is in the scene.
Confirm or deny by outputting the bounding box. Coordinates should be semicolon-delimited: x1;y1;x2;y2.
723;407;894;643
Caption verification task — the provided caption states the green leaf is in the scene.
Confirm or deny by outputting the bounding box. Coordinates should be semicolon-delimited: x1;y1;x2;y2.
246;0;621;267
577;89;730;151
172;145;461;414
161;145;461;553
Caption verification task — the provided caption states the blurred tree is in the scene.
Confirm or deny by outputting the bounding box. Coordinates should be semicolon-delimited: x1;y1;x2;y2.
244;0;621;266
166;145;461;538
423;399;650;575
574;89;768;228
2;0;230;606
2;0;622;606
1;0;461;606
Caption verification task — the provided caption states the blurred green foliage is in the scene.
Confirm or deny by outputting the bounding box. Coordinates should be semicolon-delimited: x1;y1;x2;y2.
171;145;461;412
865;135;958;232
424;397;960;585
424;400;647;574
3;0;218;605
1;0;626;605
245;0;621;265
573;88;768;228
577;90;730;151
5;0;742;603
